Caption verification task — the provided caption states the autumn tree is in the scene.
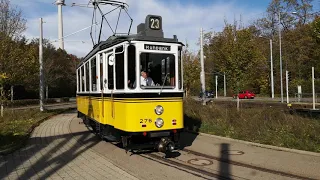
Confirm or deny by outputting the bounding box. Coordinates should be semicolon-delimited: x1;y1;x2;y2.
0;0;26;37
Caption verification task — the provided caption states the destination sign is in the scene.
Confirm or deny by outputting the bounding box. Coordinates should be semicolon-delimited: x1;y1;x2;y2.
144;44;171;51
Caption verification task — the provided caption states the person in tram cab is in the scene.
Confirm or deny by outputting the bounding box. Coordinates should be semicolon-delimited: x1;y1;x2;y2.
129;70;155;88
140;70;155;86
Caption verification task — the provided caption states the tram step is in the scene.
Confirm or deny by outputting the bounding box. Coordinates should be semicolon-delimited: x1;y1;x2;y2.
103;135;118;142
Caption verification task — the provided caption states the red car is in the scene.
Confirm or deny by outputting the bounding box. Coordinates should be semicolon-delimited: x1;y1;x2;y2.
233;90;255;99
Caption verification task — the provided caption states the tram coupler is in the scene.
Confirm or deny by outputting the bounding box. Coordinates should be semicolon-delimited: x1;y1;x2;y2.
157;137;175;153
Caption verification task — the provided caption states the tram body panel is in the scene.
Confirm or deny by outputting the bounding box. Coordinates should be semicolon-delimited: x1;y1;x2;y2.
113;98;183;132
76;96;183;132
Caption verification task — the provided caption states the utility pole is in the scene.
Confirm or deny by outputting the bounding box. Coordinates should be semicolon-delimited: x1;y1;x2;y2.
39;18;44;112
224;72;226;97
200;27;206;105
286;70;289;104
215;75;218;99
270;39;274;99
279;11;284;103
56;0;65;50
312;67;316;110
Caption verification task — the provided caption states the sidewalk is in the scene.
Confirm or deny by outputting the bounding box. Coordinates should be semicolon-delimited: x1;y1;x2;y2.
181;132;320;179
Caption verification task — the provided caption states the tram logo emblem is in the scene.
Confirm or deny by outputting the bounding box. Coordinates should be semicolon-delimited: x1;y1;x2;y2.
144;44;170;51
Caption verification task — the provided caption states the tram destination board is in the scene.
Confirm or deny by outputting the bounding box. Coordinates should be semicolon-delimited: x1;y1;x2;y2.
144;44;171;51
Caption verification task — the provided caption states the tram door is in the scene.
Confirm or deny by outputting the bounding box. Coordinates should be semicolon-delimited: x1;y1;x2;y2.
105;51;115;124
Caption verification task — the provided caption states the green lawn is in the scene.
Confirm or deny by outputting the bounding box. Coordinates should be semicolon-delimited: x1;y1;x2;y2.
183;98;320;153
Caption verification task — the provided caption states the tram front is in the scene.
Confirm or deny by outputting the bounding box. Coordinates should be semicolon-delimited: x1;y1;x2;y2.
120;15;184;153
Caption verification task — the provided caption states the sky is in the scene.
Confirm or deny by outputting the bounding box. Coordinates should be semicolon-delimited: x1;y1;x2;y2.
7;0;317;57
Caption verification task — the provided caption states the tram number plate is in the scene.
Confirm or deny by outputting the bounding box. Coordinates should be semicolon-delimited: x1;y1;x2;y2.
140;119;152;123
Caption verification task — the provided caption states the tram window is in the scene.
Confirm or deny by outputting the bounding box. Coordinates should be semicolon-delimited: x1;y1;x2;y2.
115;46;124;90
127;45;136;89
85;62;89;92
140;53;175;89
77;69;80;92
100;54;103;90
178;47;182;89
91;57;97;91
108;54;114;89
81;66;84;92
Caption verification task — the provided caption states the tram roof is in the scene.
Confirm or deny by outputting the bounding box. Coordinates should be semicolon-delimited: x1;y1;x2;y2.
78;34;184;67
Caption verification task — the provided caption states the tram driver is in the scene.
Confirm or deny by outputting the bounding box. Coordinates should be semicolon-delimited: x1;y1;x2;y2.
128;70;155;88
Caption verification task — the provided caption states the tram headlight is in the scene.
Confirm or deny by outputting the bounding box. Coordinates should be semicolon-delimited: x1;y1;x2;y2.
154;105;164;115
155;118;164;128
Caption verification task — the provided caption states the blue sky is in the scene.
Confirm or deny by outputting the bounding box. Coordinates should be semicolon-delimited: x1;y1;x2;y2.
8;0;318;57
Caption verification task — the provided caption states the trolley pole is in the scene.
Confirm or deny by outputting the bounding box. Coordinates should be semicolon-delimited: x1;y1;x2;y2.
200;27;206;105
312;67;316;110
39;18;44;112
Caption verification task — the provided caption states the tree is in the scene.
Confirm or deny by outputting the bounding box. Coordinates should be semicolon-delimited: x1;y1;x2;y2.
253;0;315;37
0;0;26;37
182;42;200;97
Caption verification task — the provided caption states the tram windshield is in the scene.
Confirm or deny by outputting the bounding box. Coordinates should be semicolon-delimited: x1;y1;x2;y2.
139;53;175;89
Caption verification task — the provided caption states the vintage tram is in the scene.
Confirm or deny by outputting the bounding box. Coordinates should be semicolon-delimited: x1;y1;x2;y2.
76;13;184;153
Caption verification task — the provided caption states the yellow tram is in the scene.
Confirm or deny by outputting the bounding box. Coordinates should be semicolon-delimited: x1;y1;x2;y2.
76;13;184;153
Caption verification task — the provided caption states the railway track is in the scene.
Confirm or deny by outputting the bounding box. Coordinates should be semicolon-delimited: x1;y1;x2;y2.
138;148;316;180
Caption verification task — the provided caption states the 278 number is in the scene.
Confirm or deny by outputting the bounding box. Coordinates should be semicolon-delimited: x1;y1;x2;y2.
140;119;152;123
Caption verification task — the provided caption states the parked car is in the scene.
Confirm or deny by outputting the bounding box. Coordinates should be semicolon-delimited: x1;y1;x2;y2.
199;91;214;98
233;90;255;99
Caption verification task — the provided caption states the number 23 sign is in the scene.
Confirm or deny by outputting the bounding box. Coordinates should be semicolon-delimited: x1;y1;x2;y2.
149;16;161;30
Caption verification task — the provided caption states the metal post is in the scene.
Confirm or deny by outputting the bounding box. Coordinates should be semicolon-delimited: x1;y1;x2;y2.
56;0;65;50
286;70;289;104
200;27;206;105
279;11;283;103
215;75;218;99
39;18;44;112
312;67;316;110
224;72;226;97
270;39;274;99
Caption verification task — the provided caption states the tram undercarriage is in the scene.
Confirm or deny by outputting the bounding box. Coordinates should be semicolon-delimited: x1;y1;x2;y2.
78;112;180;154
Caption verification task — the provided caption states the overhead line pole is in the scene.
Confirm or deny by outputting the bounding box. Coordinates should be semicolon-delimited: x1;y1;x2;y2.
39;18;44;112
270;39;274;99
200;27;206;105
279;11;284;103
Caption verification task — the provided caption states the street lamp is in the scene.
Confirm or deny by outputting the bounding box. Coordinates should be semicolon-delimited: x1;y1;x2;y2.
278;11;298;103
199;27;214;105
259;35;274;99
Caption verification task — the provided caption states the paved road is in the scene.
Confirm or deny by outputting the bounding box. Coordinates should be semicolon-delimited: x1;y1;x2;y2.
0;112;138;180
1;110;320;180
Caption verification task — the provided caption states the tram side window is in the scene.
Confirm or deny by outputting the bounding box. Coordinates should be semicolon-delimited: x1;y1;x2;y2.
100;54;103;90
178;47;182;89
115;46;124;90
127;45;136;89
85;62;89;92
108;54;114;89
91;57;97;91
77;69;80;92
81;66;84;92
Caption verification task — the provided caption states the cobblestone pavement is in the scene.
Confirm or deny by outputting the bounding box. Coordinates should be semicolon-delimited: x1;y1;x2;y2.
0;112;139;180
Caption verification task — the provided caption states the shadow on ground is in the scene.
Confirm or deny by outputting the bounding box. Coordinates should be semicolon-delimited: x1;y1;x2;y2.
0;130;100;179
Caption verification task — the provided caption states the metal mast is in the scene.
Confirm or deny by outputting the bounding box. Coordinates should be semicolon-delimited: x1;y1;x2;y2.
56;0;65;50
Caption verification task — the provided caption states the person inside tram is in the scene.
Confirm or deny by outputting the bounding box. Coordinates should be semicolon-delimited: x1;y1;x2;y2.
128;70;155;88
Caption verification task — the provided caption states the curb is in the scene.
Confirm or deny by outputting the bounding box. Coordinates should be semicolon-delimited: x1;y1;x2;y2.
0;107;76;156
185;130;320;157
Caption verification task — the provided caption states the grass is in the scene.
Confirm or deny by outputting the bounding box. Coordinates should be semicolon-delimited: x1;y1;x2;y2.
0;108;66;153
183;98;320;153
